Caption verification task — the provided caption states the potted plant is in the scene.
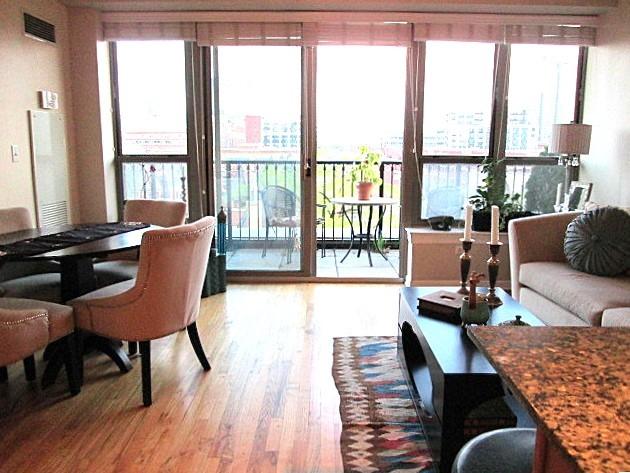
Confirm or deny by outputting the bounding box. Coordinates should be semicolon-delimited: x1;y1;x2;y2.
468;157;530;231
349;146;383;200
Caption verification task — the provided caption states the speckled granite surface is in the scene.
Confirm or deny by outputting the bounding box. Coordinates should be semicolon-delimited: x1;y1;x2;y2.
467;326;630;473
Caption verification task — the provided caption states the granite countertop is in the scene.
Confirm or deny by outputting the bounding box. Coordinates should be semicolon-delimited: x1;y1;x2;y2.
467;326;630;473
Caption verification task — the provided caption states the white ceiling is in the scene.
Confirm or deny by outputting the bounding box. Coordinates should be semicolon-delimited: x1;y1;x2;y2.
60;0;617;16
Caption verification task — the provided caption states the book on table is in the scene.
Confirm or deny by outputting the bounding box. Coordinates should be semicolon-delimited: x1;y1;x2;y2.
417;290;465;323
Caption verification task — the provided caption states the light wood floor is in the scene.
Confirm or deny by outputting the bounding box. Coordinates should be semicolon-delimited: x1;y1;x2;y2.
0;283;401;473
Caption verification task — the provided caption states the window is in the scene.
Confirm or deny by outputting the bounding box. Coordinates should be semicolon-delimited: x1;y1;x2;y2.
116;41;187;155
423;42;495;156
421;42;584;219
506;45;580;157
213;46;302;271
113;41;192;208
316;46;406;241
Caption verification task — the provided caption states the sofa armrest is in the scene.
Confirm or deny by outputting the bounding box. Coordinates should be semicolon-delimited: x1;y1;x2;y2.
508;212;580;301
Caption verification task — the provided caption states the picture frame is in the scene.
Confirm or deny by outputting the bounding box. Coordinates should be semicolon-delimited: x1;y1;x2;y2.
567;181;593;211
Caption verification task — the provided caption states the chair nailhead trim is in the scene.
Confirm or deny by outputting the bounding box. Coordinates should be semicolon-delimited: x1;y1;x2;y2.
0;312;48;326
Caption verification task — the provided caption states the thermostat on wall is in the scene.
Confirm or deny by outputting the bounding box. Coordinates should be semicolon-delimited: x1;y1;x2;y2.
39;90;58;110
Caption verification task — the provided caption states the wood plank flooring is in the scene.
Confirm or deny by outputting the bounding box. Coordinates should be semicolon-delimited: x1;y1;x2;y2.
0;283;400;473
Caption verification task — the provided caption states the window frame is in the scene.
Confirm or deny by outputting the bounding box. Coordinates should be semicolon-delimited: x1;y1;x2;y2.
109;41;201;219
416;42;588;221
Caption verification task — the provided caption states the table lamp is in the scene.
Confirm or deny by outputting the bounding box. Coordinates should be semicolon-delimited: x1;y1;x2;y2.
550;123;592;167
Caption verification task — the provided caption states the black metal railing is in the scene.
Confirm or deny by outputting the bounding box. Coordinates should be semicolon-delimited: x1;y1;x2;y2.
218;159;402;249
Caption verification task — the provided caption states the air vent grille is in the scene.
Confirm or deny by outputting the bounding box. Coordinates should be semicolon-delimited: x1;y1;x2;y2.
24;13;56;44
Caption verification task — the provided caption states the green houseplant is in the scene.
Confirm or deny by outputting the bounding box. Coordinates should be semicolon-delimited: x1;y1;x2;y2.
469;156;526;231
349;146;383;200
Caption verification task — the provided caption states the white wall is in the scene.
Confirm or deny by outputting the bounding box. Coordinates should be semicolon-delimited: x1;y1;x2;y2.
0;0;79;222
582;0;630;207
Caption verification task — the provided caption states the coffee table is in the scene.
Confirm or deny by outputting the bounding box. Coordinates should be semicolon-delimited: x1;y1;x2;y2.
397;286;544;473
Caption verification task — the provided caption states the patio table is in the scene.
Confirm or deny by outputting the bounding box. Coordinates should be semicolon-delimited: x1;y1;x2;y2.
331;196;398;267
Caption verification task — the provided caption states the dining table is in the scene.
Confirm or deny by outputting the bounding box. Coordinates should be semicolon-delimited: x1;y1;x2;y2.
467;326;629;473
0;222;157;386
330;196;398;267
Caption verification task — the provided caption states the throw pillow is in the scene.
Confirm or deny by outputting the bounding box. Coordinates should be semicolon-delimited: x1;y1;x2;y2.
564;207;630;276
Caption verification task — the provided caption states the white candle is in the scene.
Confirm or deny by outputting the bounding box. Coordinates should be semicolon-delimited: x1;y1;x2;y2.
490;205;500;244
463;204;473;241
555;183;563;206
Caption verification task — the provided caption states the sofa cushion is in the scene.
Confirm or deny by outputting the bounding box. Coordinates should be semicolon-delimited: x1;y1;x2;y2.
520;288;589;327
601;308;630;327
564;207;630;276
519;262;630;326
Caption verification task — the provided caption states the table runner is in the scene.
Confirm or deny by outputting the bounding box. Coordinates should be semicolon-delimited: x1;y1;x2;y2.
0;222;149;258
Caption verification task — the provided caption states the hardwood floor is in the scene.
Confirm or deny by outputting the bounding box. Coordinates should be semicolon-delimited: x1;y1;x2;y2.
0;283;401;473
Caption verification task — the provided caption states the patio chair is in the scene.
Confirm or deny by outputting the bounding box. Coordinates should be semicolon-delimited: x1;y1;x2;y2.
261;186;299;264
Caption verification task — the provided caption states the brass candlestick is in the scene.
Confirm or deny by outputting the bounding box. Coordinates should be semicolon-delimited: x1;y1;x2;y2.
457;238;474;294
486;242;503;307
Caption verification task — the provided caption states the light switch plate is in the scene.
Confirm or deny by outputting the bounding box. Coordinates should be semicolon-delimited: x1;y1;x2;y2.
10;144;19;163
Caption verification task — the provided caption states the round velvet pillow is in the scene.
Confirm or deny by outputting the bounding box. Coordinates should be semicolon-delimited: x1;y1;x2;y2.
564;207;630;276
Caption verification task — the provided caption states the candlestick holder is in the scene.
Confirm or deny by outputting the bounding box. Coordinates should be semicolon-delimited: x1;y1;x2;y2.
457;238;474;294
486;242;503;307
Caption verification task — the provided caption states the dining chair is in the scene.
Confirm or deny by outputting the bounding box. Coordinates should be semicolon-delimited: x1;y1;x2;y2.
70;217;215;407
0;298;80;395
93;199;187;286
0;207;61;303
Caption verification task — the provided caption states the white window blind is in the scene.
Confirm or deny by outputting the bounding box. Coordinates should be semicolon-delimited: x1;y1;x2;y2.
195;22;302;46
413;22;596;46
303;22;412;46
102;22;196;41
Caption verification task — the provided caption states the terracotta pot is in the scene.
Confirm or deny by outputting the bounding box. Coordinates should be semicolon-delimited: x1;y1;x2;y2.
356;182;374;200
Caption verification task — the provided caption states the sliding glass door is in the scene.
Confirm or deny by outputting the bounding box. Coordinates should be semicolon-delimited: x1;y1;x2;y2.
212;46;303;271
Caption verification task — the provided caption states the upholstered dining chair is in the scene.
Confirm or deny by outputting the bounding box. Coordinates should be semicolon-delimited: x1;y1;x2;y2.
0;207;61;303
93;199;187;286
70;217;215;407
0;298;80;395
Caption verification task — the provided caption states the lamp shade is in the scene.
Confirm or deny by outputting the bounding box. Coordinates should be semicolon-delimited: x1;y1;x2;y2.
550;123;592;155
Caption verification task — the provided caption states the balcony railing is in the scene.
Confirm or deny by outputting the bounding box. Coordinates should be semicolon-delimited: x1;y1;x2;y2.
219;159;402;249
119;159;558;249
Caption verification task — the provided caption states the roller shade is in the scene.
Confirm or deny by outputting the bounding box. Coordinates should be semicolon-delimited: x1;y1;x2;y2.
196;22;302;46
102;22;196;41
413;22;596;46
303;22;412;46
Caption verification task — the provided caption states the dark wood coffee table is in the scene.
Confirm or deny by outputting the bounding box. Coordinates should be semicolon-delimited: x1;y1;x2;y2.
397;286;544;473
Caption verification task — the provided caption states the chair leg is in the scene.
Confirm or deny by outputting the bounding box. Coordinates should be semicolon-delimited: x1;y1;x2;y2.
0;366;7;382
23;356;36;381
262;224;269;257
187;322;211;371
128;341;138;356
62;335;81;396
139;341;152;407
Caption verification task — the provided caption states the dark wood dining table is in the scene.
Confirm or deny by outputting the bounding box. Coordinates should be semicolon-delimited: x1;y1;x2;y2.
0;223;157;386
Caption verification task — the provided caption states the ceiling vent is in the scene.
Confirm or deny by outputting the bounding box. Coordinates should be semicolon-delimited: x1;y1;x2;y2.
24;13;56;44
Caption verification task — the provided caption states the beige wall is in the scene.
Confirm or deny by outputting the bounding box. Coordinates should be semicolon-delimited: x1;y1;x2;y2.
582;0;630;207
0;0;78;222
67;7;118;222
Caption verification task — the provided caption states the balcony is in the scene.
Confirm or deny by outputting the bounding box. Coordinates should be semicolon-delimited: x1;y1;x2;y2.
120;159;556;276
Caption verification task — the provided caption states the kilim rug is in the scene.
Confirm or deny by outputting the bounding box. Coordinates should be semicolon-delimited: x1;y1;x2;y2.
332;336;434;473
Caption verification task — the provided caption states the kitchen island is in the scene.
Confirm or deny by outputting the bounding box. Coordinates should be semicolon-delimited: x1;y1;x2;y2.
467;326;629;473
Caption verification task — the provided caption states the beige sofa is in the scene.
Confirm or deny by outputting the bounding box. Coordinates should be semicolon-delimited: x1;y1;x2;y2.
508;212;630;327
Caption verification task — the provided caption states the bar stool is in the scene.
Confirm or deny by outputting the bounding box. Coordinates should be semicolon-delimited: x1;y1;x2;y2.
451;428;536;473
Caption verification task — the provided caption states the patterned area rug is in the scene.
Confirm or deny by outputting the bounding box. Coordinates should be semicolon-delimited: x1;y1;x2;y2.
333;336;433;473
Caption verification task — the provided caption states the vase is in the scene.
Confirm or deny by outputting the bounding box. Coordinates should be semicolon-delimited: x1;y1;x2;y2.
356;182;373;200
460;296;490;326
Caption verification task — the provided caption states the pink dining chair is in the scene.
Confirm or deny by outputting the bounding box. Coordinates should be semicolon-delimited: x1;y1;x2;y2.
70;217;215;406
